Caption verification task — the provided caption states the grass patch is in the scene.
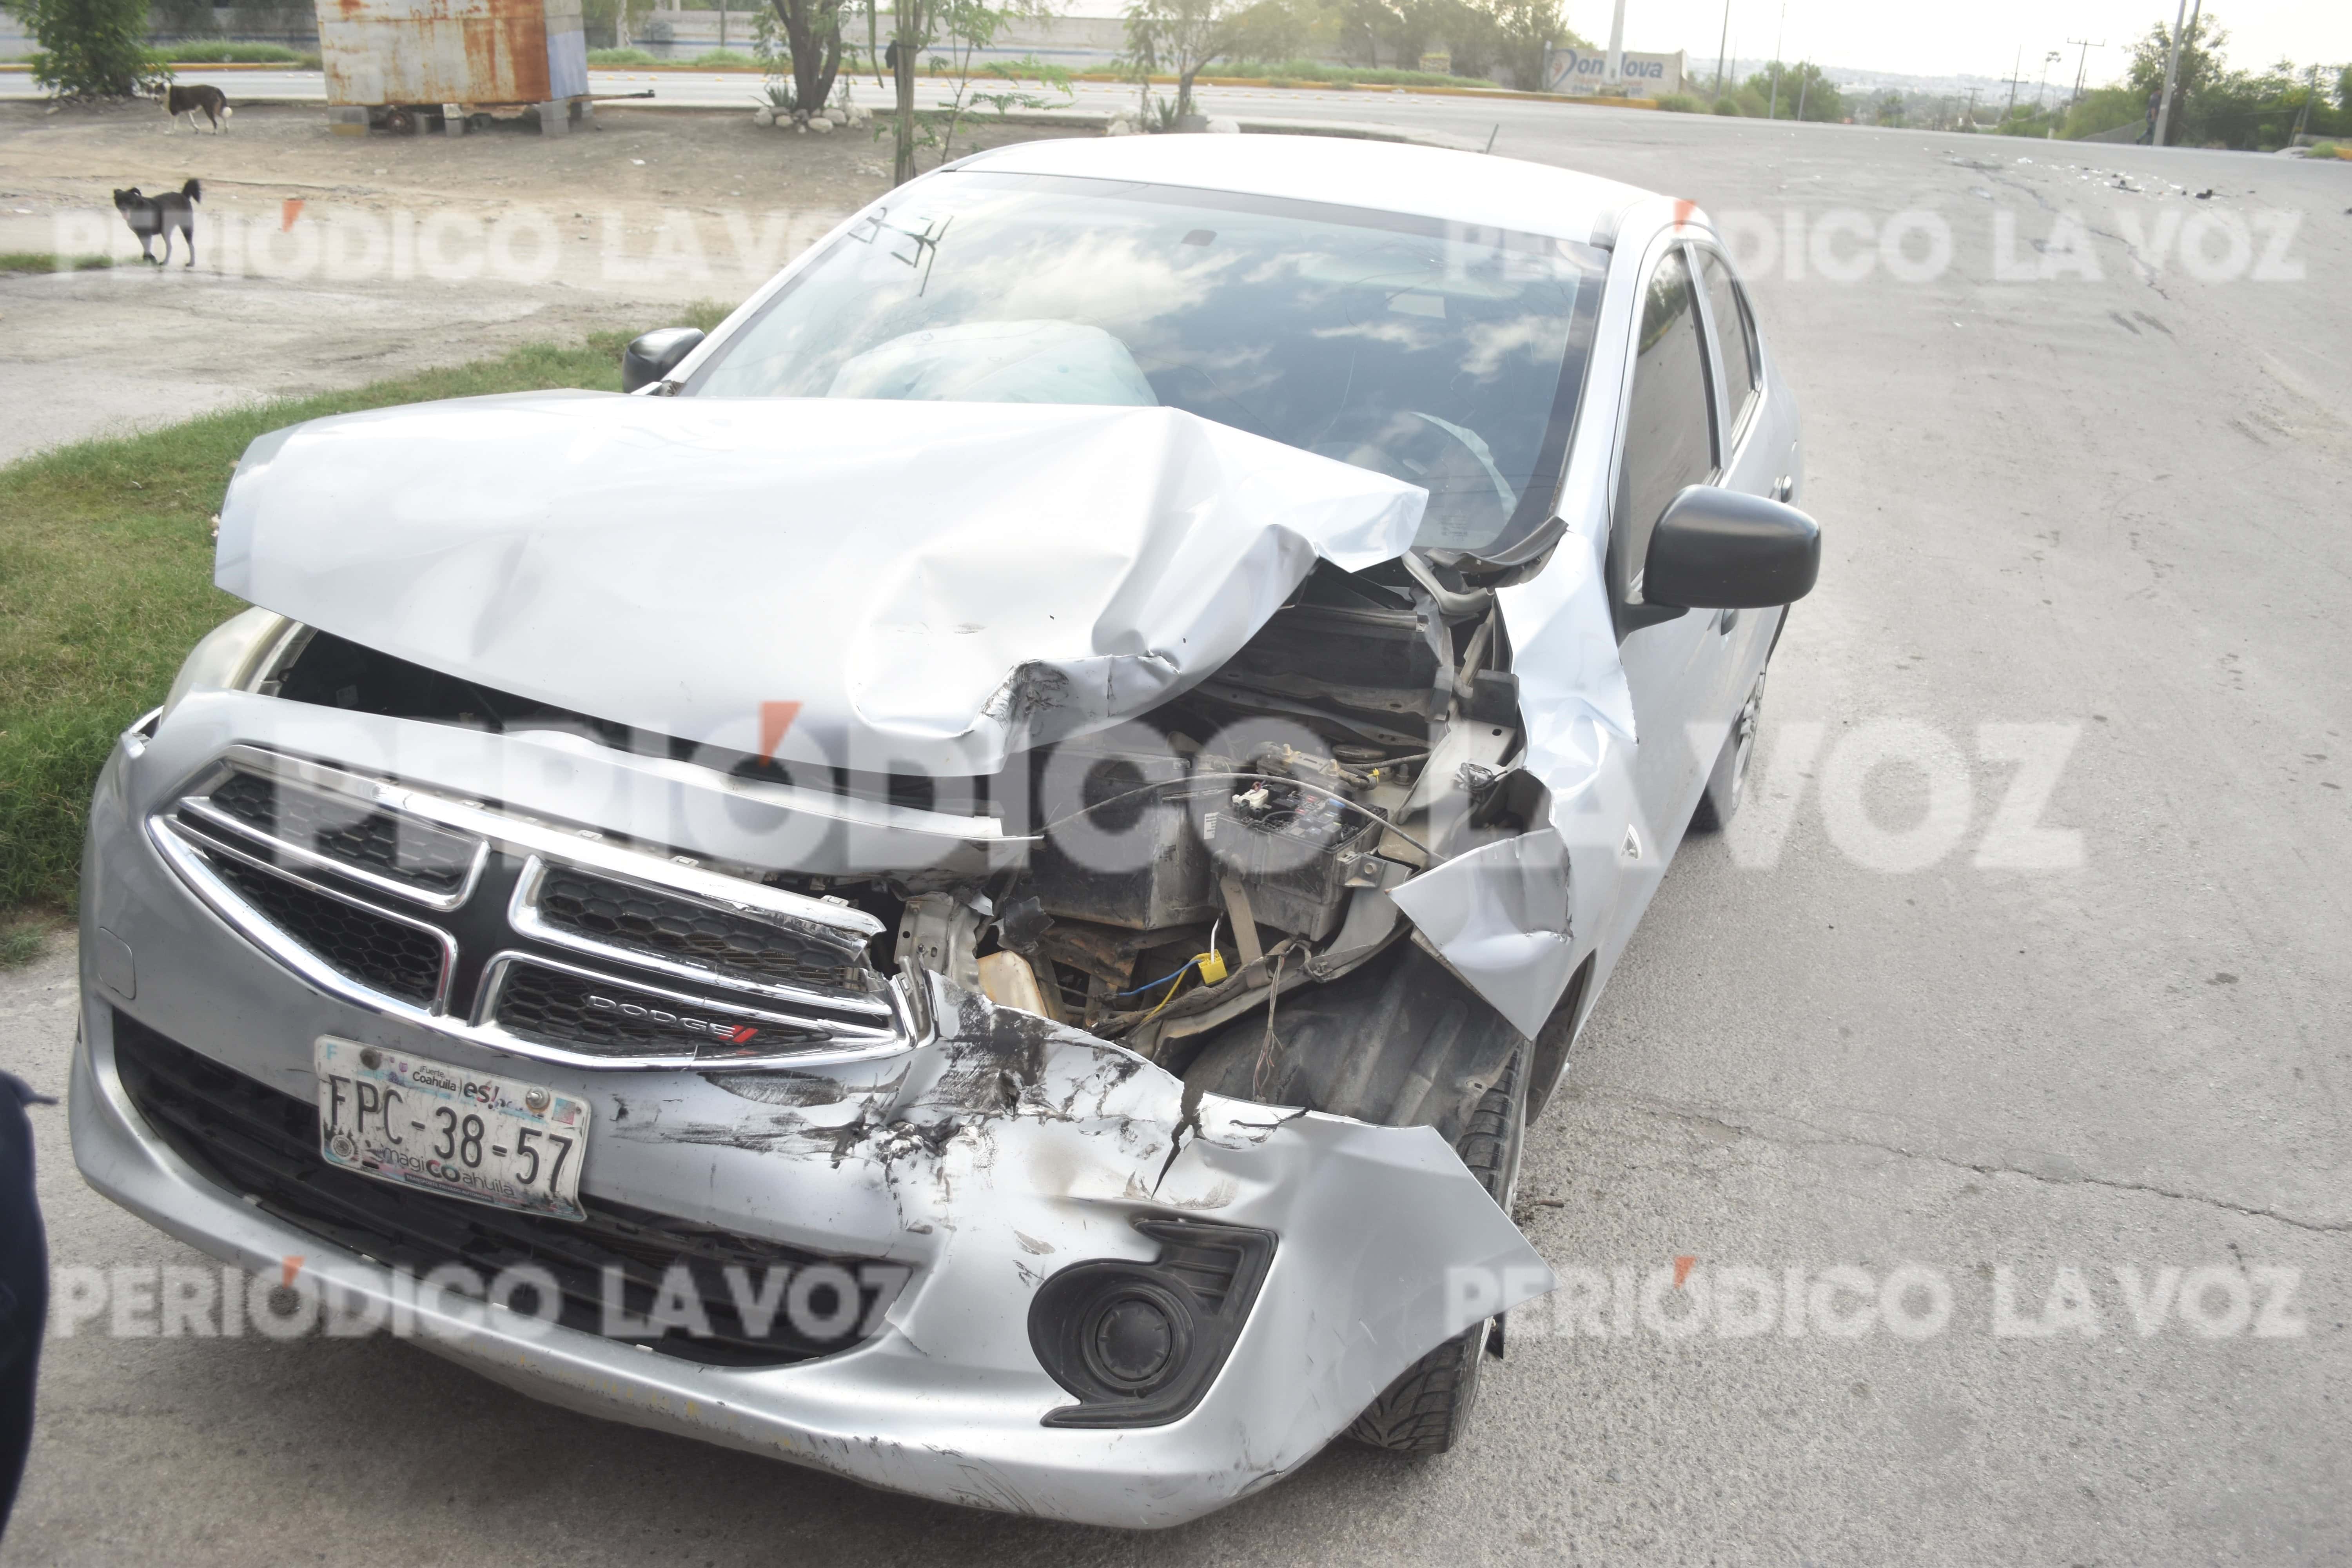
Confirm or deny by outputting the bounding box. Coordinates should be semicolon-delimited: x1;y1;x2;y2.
0;253;114;273
0;924;44;968
568;51;1501;86
1204;58;1501;87
151;41;308;64
0;303;733;916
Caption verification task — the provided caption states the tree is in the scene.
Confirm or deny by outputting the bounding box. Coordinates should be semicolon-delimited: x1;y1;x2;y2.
2127;11;2223;143
2058;84;2144;140
891;0;920;182
773;0;846;121
921;0;1071;164
581;0;658;49
1330;0;1401;67
5;0;167;98
147;0;215;36
1121;0;1252;120
1482;0;1561;93
1744;60;1842;122
1224;0;1319;62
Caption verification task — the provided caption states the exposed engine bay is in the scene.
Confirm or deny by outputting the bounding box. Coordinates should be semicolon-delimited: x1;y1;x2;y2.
240;545;1555;1115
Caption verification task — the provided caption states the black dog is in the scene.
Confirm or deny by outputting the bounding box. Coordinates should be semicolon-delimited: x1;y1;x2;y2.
162;82;232;133
113;179;201;267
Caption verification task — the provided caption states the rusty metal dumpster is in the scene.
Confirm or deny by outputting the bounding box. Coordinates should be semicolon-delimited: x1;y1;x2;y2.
316;0;593;136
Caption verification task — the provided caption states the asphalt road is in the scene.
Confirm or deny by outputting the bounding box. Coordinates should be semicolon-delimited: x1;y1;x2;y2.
4;104;2350;1565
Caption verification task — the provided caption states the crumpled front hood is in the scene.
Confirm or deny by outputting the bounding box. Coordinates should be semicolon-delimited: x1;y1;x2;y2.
216;393;1427;776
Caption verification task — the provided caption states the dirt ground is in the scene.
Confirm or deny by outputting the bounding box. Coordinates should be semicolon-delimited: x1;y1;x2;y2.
0;101;1088;460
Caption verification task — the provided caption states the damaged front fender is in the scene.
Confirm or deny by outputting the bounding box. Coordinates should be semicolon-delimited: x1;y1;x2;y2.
567;973;1550;1520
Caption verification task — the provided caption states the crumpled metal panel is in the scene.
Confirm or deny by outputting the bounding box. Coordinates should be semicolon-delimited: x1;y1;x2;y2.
71;744;1553;1525
1392;534;1642;1036
215;395;1427;779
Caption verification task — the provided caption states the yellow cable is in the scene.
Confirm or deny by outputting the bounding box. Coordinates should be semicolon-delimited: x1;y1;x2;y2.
1143;965;1196;1022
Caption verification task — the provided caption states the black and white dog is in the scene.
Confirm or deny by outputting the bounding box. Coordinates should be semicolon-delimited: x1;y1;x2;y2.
113;179;202;267
162;82;233;133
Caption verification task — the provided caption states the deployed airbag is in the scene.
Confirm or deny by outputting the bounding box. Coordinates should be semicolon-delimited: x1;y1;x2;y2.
826;320;1160;406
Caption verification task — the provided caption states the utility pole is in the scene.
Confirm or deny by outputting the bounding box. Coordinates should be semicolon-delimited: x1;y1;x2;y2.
2154;0;2188;147
2004;44;2021;119
1605;0;1627;89
2065;37;2102;110
1767;0;1784;119
2292;63;2317;142
2038;50;2060;111
1715;0;1732;96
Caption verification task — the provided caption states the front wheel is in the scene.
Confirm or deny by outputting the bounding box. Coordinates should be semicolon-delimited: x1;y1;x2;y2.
1345;1045;1527;1454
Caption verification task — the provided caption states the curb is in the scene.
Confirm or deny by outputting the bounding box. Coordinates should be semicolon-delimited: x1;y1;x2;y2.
22;90;1481;151
0;58;1662;111
0;60;310;71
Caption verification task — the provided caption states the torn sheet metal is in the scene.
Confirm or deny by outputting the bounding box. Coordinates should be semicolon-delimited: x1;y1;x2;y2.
215;395;1427;777
1391;830;1576;1038
1395;530;1640;1036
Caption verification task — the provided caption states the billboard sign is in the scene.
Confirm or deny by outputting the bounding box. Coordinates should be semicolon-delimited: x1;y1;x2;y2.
1544;46;1685;97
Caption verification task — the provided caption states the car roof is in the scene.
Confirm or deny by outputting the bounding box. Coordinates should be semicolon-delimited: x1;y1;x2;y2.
952;133;1657;247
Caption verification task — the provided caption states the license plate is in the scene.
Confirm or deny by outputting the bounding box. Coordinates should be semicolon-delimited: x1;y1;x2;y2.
314;1038;591;1221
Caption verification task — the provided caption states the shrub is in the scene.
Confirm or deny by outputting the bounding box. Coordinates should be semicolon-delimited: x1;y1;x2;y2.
1193;58;1501;89
0;926;44;969
15;0;170;98
586;47;661;65
1711;95;1742;115
1654;92;1700;113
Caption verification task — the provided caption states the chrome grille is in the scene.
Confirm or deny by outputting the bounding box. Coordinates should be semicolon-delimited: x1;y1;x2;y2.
514;857;886;1004
201;769;482;901
486;958;844;1063
150;746;913;1068
202;846;448;1008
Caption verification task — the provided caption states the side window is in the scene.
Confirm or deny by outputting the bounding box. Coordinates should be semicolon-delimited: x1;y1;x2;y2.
1698;250;1760;426
1617;247;1716;598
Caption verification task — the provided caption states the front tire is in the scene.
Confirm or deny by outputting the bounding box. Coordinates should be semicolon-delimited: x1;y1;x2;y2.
1345;1045;1527;1454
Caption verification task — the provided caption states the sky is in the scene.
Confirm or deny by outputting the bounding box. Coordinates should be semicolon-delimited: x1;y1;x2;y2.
1570;1;2352;83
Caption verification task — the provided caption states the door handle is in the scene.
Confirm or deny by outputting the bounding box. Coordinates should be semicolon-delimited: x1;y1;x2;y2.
1771;475;1794;502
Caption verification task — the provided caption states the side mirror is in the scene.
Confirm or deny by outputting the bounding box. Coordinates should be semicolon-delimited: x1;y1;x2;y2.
622;327;706;393
1641;485;1820;610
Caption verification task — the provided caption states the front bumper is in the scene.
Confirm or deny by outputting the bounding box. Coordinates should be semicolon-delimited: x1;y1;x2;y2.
73;713;1553;1528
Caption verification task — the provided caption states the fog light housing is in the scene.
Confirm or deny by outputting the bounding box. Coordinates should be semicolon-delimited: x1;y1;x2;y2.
1027;1215;1275;1428
1084;1282;1190;1392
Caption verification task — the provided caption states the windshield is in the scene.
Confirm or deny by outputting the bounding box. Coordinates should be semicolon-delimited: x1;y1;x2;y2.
687;171;1606;557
